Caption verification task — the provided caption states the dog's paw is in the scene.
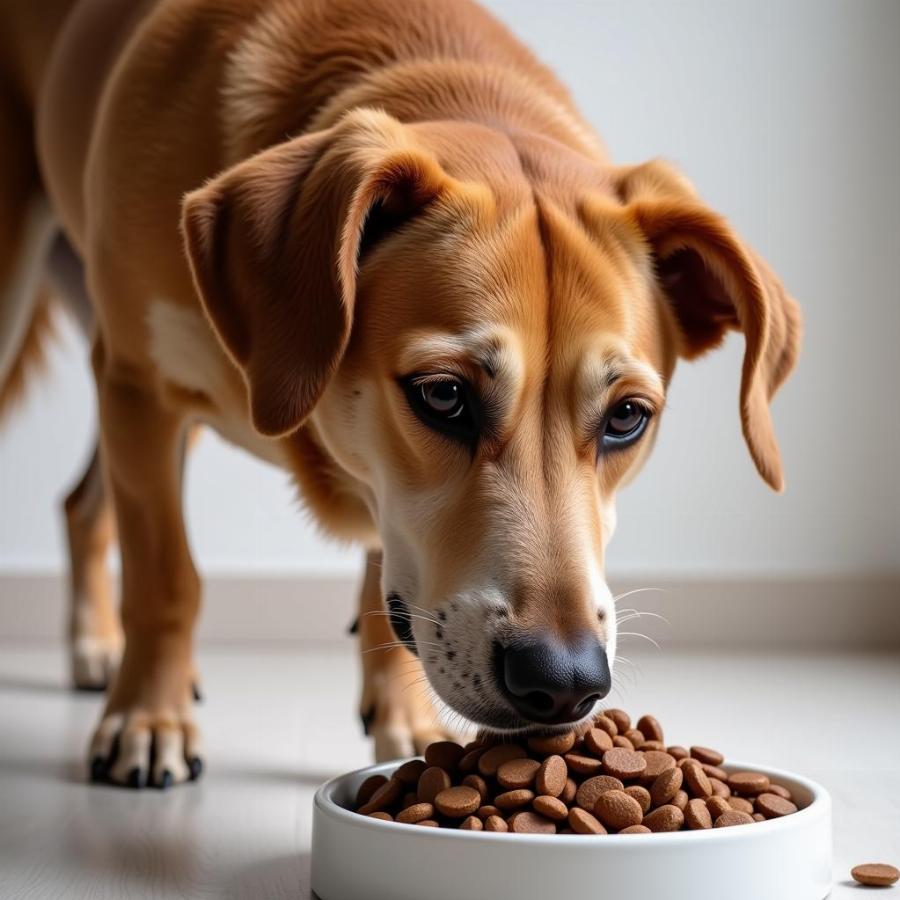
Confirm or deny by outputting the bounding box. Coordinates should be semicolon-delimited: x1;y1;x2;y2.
361;672;462;762
70;634;123;692
88;707;203;789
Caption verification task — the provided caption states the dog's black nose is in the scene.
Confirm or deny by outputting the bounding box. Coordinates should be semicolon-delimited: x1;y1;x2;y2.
496;633;611;725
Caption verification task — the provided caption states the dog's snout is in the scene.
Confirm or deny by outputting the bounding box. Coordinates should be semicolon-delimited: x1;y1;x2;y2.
495;633;611;725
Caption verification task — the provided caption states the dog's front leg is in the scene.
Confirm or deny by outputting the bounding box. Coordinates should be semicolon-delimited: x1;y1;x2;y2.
87;342;201;789
357;550;452;761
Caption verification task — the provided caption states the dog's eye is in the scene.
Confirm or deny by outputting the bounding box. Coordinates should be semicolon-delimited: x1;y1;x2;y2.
402;375;479;446
601;400;651;450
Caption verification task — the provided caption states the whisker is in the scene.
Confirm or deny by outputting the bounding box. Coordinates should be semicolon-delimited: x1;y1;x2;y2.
616;631;661;650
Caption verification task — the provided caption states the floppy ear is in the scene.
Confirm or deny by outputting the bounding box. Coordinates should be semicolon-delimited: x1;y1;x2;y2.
181;109;448;437
615;160;802;491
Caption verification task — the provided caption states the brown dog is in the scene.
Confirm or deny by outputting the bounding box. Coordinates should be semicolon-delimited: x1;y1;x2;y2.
0;0;800;787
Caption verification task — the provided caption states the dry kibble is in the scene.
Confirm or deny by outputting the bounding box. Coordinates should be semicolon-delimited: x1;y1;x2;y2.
756;793;799;819
637;715;664;743
535;755;568;797
728;771;771;796
527;731;576;756
434;785;481;818
575;775;624;811
478;744;527;776
602;748;647;780
650;765;683;807
417;767;451;804
424;741;465;770
568;807;607;835
643;804;684;832
533;795;569;821
715;810;755;828
850;864;900;887
354;709;803;835
497;758;541;790
685;798;713;830
691;746;725;766
396;802;434;824
509;811;556;834
625;785;652;815
594;790;644;831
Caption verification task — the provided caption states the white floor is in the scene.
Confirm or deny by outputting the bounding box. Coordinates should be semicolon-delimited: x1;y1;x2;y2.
0;641;898;899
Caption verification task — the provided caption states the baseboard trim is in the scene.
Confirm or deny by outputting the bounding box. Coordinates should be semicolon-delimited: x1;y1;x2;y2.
1;572;898;647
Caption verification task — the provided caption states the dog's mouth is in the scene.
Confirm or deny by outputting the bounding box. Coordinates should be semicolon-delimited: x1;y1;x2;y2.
386;593;417;656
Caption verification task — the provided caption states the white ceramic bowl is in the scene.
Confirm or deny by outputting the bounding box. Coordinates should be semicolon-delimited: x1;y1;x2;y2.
311;760;832;900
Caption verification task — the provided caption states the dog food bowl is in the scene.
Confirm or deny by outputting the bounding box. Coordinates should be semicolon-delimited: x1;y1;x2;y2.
311;760;832;900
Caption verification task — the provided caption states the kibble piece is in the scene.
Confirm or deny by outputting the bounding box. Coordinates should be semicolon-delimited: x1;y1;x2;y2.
671;790;689;812
641;750;676;783
625;785;652;815
850;864;900;887
584;727;614;755
356;774;388;807
358;777;403;815
527;731;576;756
533;795;569;821
478;744;528;776
434;785;481;818
728;771;771;796
416;819;440;827
594;790;644;831
752;813;765;823
509;811;556;834
564;752;604;776
650;766;683;807
604;709;632;733
685;798;713;830
637;715;664;743
392;759;427;787
709;777;731;799
396;802;435;824
560;778;577;805
643;804;684;832
714;810;755;828
682;759;713;799
367;811;393;822
462;774;489;802
400;791;419;810
625;729;646;749
576;775;624;811
756;793;799;819
766;783;793;801
613;735;635;750
620;824;651;834
459;815;483;831
568;807;607;835
424;740;465;770
535;755;568;797
727;797;754;815
477;805;500;820
497;758;541;790
417;767;451;804
602;748;647;780
640;740;665;752
667;745;689;761
457;747;485;773
690;746;725;766
706;797;732;819
483;814;508;832
495;789;535;811
702;763;729;782
593;715;618;737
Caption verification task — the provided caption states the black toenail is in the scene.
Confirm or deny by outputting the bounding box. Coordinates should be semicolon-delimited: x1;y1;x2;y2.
90;756;107;783
188;757;204;781
360;707;375;736
127;767;144;789
158;769;173;790
192;682;203;703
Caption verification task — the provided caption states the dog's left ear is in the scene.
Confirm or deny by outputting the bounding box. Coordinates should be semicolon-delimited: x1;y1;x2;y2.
182;109;449;437
613;160;802;491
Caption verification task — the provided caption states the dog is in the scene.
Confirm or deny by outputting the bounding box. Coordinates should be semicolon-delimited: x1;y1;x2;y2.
0;0;800;788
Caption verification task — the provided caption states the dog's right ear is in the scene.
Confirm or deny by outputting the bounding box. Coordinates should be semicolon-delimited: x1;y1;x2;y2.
182;109;449;437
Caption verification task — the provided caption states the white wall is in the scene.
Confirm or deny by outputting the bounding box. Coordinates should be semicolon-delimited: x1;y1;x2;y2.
1;0;898;579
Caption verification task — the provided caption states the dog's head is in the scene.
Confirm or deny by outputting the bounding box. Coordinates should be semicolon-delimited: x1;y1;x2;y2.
183;109;800;733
